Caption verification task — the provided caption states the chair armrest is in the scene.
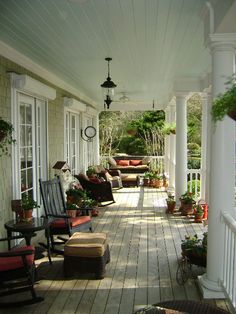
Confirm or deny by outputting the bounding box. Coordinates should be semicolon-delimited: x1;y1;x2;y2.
0;249;34;258
48;213;70;219
108;169;121;177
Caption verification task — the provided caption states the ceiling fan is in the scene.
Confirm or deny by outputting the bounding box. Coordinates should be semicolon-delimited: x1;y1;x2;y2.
113;92;145;104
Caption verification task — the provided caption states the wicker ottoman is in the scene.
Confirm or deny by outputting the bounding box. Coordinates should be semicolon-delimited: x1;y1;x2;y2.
64;232;110;279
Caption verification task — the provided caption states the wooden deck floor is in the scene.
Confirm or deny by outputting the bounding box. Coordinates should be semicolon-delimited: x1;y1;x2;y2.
1;187;231;314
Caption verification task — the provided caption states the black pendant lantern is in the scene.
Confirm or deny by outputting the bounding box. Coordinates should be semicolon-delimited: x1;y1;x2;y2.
101;57;117;109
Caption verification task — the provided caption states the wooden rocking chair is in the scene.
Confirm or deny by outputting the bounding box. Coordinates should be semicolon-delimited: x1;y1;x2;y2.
39;176;92;254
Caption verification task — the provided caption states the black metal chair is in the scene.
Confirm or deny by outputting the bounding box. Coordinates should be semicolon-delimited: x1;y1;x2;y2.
39;176;92;253
0;235;43;307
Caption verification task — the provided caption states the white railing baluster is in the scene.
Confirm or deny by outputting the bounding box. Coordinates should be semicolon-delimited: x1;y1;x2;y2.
221;212;236;309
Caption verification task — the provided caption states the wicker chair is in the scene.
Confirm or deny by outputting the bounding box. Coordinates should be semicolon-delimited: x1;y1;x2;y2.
75;173;115;206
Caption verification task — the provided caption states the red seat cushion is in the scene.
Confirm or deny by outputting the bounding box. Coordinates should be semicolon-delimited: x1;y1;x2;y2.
130;159;142;166
51;216;91;228
0;246;35;272
89;177;102;184
117;160;130;166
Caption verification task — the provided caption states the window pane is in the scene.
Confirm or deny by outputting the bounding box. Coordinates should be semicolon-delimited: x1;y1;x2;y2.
27;168;33;189
26;126;32;146
20;126;26;147
26;105;32;124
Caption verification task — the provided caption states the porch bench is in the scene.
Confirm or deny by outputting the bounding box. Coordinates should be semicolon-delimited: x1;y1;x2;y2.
108;156;151;174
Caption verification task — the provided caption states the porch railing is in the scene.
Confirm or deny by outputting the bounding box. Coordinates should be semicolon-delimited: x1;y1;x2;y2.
187;169;202;199
221;212;236;309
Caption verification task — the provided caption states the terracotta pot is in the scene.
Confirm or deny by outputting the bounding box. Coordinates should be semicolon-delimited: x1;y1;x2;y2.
194;213;204;223
22;209;33;221
66;210;77;218
180;202;194;216
143;178;149;186
166;201;176;214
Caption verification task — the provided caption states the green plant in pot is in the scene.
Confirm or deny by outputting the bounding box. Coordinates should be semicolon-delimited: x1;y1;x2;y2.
21;194;39;221
86;166;97;177
166;193;176;214
66;202;78;218
179;191;196;215
0;117;16;156
66;188;86;206
211;74;236;124
193;204;204;223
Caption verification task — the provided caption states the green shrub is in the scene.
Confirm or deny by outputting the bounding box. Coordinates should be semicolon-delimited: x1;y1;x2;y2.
188;179;200;197
188;157;201;169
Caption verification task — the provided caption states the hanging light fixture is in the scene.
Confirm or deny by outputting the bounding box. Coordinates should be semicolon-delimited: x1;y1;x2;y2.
101;57;117;109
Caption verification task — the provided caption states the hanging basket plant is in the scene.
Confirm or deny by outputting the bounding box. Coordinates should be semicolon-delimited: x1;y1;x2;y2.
0;117;16;156
211;74;236;124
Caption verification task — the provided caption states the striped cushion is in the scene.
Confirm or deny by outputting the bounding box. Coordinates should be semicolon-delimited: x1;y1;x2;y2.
64;232;107;257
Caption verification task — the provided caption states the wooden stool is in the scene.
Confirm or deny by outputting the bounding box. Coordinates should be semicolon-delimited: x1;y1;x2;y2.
64;232;110;279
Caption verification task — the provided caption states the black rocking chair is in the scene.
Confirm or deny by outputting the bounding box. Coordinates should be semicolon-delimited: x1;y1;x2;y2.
39;176;92;254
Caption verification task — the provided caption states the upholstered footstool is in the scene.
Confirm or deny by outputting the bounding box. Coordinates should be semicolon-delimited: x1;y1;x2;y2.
64;232;110;279
121;174;139;187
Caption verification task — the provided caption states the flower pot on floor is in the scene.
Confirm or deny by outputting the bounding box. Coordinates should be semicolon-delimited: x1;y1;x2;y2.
166;201;176;214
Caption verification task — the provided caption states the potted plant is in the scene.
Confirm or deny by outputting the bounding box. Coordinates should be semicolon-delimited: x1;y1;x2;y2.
179;191;196;215
181;233;207;267
0;117;16;156
66;203;78;218
211;74;236;124
166;193;176;214
21;194;39;221
66;188;86;206
86;166;97;178
143;172;151;186
193;204;204;223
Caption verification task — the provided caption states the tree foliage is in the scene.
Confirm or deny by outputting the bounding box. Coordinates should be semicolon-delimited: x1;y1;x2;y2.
99;110;165;156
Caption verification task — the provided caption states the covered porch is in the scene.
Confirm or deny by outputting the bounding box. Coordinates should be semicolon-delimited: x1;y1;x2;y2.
0;186;231;314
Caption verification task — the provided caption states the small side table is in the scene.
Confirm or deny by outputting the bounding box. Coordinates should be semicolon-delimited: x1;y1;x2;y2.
4;217;51;264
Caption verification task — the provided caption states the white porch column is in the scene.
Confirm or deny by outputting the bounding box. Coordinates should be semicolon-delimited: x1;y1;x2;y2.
164;106;170;177
200;93;211;201
169;101;176;190
175;94;188;202
198;34;236;298
93;113;100;165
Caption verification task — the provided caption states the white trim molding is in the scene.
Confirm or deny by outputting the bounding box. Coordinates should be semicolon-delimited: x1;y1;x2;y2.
11;73;56;100
64;97;86;112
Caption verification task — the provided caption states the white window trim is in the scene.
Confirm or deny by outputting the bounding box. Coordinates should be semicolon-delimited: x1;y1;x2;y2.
10;73;55;198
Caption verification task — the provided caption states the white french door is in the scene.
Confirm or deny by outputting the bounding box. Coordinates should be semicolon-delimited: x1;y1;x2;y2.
65;111;80;174
13;93;47;217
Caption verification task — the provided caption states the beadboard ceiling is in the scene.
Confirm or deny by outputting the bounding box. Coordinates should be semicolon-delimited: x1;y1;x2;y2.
0;0;234;111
